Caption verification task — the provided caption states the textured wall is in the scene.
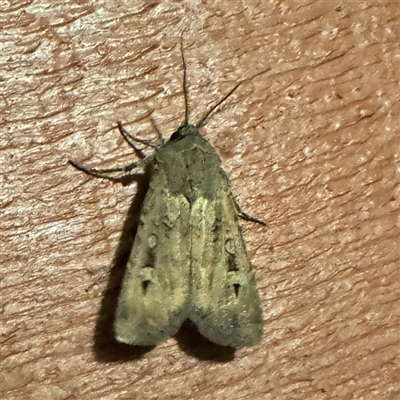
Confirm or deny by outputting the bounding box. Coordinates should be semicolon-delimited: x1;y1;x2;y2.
2;1;399;399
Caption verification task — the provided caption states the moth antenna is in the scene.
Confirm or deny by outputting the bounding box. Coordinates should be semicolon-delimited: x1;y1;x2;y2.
196;67;270;129
196;80;243;129
180;36;190;126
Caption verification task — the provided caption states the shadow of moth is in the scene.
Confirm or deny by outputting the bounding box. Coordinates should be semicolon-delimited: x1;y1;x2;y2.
69;39;268;349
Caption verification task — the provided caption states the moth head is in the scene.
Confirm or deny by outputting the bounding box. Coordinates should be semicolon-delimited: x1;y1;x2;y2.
169;123;199;142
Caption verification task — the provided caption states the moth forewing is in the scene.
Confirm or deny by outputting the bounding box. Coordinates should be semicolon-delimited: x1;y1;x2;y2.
114;165;191;346
189;175;263;348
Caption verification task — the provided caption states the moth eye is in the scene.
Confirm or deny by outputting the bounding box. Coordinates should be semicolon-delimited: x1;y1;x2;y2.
148;234;157;249
142;280;151;294
233;283;241;298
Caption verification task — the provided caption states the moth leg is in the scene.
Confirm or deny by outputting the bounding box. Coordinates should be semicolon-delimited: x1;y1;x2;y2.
218;169;265;226
150;117;165;144
68;159;144;182
117;121;158;149
237;210;266;226
234;200;266;226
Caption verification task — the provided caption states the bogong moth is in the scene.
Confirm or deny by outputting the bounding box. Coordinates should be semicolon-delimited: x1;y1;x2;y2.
69;39;268;349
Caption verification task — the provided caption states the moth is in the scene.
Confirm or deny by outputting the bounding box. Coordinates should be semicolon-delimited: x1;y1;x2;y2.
69;40;268;349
